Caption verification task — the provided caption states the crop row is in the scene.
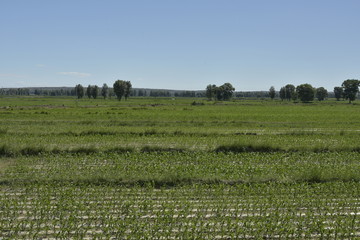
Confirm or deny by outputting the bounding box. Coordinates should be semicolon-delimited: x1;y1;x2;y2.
3;152;360;185
1;183;360;239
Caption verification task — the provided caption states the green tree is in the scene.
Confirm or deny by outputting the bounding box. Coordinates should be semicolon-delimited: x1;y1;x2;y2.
296;84;315;102
205;83;234;101
113;80;125;101
279;87;286;101
124;81;132;100
101;83;109;99
342;79;360;103
113;80;132;101
284;84;296;101
91;85;99;99
219;83;235;101
269;86;276;100
206;84;217;100
86;85;92;99
75;84;84;99
333;86;343;101
315;87;328;101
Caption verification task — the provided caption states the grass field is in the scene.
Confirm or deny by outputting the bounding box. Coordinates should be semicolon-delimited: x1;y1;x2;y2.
1;96;360;238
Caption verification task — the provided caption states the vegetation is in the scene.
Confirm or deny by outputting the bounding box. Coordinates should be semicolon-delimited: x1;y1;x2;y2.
296;83;315;102
342;79;360;103
316;87;328;101
113;80;132;101
101;83;109;99
279;84;296;101
334;86;343;101
269;86;276;100
2;95;360;238
205;83;235;101
74;84;84;99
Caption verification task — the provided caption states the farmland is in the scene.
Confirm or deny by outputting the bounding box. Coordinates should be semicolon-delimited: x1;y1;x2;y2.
1;96;360;238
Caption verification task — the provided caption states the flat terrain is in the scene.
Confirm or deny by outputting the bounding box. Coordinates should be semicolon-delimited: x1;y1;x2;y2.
1;96;360;238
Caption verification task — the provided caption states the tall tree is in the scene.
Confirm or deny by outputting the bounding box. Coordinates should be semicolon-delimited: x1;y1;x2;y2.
279;87;286;101
101;83;109;99
206;84;216;100
91;85;99;99
86;85;92;99
124;81;132;100
342;79;360;103
75;84;84;99
316;87;328;101
269;86;276;100
113;80;132;101
220;83;235;101
333;86;343;101
284;84;296;101
296;84;315;102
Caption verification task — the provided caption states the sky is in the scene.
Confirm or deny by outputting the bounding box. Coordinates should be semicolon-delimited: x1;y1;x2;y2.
1;0;360;91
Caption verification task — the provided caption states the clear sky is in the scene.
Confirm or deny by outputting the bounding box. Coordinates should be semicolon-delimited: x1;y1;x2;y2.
1;0;360;91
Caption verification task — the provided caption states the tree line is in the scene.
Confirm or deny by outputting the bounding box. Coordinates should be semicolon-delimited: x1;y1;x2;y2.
267;79;359;103
2;79;360;102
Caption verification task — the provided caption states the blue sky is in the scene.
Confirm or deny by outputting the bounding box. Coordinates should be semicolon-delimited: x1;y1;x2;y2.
1;0;360;91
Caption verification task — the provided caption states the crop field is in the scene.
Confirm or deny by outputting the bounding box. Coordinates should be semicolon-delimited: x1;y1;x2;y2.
1;96;360;238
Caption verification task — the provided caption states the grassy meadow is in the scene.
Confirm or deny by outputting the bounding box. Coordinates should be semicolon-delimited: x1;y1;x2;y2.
1;96;360;238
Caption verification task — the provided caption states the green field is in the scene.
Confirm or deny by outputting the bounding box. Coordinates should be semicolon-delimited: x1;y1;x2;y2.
1;96;360;238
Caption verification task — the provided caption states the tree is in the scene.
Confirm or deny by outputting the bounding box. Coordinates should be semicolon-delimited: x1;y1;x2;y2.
316;87;328;101
342;79;360;103
219;83;235;101
124;81;132;100
75;84;84;99
206;84;216;100
269;86;276;100
296;84;315;102
333;86;343;101
101;83;109;99
91;85;99;99
113;80;132;101
284;84;296;101
205;83;234;101
279;87;286;101
86;85;93;99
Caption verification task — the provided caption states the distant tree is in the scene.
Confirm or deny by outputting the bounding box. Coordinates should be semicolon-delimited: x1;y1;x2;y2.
316;87;328;101
269;86;276;100
279;87;286;101
284;84;296;101
333;86;343;101
206;84;217;100
113;80;132;101
86;85;92;99
101;83;109;99
113;80;125;101
219;83;235;101
296;84;315;102
91;85;99;99
124;81;132;100
342;79;360;103
75;84;84;99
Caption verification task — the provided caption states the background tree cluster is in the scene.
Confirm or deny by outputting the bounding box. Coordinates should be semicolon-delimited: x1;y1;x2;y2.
75;80;132;101
273;79;360;103
277;84;325;102
206;83;235;101
86;85;99;99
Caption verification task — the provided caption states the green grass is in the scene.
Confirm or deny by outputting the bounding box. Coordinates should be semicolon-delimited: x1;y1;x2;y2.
1;96;360;238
